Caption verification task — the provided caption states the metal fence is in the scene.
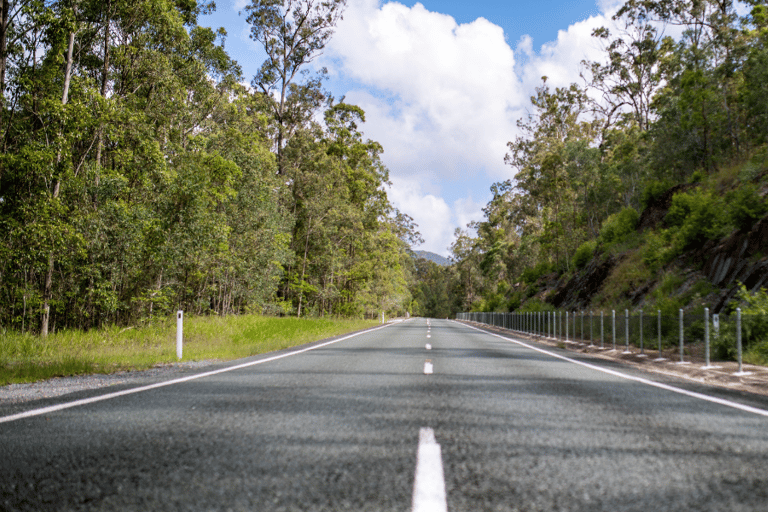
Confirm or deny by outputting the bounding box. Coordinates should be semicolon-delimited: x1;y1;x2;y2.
456;308;753;373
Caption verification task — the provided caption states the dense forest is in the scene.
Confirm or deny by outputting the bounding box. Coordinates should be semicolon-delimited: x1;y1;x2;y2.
414;0;768;320
5;0;768;334
0;0;423;335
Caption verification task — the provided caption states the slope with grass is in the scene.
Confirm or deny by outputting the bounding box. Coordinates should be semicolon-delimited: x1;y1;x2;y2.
0;316;379;386
510;155;768;364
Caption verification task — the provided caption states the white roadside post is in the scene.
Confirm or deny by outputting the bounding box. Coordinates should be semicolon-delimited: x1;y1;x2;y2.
600;311;604;349
679;309;684;363
737;308;743;373
176;310;183;360
624;309;630;353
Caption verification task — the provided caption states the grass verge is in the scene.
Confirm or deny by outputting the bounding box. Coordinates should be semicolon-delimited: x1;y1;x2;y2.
0;315;380;386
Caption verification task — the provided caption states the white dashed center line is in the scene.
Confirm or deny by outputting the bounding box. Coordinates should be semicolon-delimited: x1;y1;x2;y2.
426;343;432;350
412;427;448;512
424;360;434;375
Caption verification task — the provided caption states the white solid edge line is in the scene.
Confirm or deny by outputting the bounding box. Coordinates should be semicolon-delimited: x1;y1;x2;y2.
412;427;448;512
0;323;396;425
454;321;768;418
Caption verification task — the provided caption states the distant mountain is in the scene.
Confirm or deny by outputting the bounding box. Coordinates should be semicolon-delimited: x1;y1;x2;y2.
412;250;451;266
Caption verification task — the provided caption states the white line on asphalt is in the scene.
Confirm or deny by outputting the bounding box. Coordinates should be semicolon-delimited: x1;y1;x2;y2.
456;321;768;418
0;324;396;425
426;344;432;350
424;360;434;375
412;427;448;512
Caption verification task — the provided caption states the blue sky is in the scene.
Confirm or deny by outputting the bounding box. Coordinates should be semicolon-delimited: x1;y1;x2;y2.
199;0;621;255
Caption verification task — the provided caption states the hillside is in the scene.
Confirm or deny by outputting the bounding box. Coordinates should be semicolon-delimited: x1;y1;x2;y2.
413;250;451;267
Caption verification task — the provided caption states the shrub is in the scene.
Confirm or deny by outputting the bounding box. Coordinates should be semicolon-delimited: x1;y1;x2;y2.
665;189;728;250
727;184;767;231
572;240;597;269
641;230;677;270
520;261;552;286
641;180;671;209
601;207;640;245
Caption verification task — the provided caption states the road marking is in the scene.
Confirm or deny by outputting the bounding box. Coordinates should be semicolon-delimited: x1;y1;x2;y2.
456;321;768;418
427;334;431;338
0;324;395;425
426;343;432;350
412;427;448;512
424;360;434;375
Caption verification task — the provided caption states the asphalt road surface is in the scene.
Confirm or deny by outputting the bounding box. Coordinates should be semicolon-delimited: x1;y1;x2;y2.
2;319;768;511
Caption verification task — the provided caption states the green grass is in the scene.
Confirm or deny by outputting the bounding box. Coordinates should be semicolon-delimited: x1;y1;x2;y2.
0;315;379;386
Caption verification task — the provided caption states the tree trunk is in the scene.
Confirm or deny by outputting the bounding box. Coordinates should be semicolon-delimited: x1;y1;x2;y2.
41;28;75;337
95;0;110;189
297;216;311;317
0;0;9;140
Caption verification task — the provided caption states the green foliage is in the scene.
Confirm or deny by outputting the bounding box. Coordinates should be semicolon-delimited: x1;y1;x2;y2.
520;261;553;286
600;207;639;245
727;184;767;231
572;239;597;269
0;315;378;385
641;230;677;271
665;189;729;250
0;0;414;337
518;299;555;312
641;180;672;209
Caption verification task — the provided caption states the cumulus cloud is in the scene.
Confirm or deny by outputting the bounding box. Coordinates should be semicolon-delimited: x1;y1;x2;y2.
386;177;454;255
324;0;525;184
517;14;609;92
318;0;622;253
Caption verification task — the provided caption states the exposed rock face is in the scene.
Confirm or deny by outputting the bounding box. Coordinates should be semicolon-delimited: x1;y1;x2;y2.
552;255;617;309
700;214;768;311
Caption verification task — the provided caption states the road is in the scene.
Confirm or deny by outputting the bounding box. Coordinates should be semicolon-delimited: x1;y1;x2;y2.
2;318;768;511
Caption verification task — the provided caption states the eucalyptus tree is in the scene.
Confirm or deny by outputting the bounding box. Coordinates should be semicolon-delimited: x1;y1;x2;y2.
243;0;347;174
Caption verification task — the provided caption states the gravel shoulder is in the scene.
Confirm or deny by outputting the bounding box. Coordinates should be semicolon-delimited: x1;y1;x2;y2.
0;361;220;405
461;320;768;398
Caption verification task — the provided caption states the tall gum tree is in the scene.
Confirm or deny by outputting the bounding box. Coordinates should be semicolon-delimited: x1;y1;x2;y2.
243;0;346;175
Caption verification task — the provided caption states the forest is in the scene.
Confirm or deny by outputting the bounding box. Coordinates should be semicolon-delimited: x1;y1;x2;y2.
411;0;768;322
0;0;423;336
5;0;768;337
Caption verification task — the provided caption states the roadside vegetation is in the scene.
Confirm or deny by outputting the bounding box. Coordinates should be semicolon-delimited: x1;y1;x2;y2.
0;315;378;386
408;0;768;364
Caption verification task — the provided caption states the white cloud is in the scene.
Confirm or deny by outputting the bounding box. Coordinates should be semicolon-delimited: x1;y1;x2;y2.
518;13;611;92
321;0;623;253
387;177;455;256
324;0;525;185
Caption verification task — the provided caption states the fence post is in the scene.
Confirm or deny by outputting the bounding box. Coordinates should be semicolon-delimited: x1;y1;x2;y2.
176;310;183;360
625;309;630;353
600;311;604;349
679;309;684;363
704;308;710;367
589;311;594;347
658;310;662;358
566;311;569;342
737;308;743;373
612;310;616;350
639;309;644;355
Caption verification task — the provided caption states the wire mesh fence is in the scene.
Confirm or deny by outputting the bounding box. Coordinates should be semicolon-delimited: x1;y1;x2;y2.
456;309;758;371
